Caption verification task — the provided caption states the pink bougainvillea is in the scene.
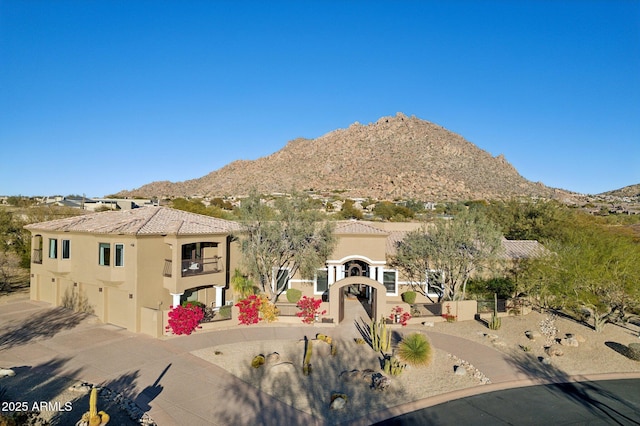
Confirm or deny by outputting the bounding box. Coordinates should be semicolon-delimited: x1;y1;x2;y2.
236;294;263;325
166;303;204;335
389;306;412;326
296;296;326;324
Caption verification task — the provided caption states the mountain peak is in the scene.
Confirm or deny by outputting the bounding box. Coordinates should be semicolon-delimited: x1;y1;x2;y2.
118;114;562;201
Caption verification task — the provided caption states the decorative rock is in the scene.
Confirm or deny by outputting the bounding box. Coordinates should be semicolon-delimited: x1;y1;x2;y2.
493;341;507;347
371;373;391;391
69;383;92;393
454;366;467;376
360;369;376;383
545;346;564;357
485;333;499;340
560;337;579;347
0;368;15;377
541;357;552;365
525;330;541;340
330;396;347;410
421;321;434;327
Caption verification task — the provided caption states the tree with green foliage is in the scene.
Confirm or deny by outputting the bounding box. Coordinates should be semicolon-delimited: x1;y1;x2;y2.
373;201;414;221
238;193;337;303
393;209;503;301
338;199;363;220
520;218;640;331
483;199;569;242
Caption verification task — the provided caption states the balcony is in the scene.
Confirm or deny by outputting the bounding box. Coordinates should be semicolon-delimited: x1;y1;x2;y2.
163;256;223;278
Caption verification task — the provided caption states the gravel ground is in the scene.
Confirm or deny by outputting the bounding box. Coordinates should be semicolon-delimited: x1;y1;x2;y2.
191;311;640;424
192;336;482;425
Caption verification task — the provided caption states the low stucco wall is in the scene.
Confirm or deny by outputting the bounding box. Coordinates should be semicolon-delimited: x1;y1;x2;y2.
140;307;163;337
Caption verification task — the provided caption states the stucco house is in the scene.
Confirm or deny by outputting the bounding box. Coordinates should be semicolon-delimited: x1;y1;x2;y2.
26;206;243;337
26;206;542;336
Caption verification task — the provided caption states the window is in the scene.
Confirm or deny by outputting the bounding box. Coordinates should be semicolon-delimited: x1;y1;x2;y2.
99;243;110;266
315;269;328;294
62;239;70;259
48;239;57;259
383;270;397;295
274;269;290;293
115;243;124;267
426;270;444;295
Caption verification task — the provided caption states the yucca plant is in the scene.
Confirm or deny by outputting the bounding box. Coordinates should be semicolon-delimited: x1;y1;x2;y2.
397;333;432;366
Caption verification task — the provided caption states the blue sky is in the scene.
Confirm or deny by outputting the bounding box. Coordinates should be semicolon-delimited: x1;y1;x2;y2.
1;0;638;197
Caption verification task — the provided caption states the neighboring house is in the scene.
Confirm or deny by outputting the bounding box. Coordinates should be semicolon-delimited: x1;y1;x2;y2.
26;208;543;336
25;206;242;337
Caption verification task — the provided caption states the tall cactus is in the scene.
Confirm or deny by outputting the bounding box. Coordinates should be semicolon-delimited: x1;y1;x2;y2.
370;317;391;353
488;293;501;331
80;387;110;426
303;337;313;376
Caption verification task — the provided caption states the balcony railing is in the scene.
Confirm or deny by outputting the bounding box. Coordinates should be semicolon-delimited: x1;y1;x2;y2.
32;249;43;264
163;256;223;278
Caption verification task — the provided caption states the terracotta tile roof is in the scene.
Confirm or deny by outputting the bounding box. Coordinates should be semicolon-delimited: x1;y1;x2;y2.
386;231;410;256
335;220;387;235
25;206;243;235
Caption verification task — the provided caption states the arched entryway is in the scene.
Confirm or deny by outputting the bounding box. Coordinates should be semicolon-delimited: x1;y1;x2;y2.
328;276;387;324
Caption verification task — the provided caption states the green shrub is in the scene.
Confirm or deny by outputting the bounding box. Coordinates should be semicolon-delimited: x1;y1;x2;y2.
401;291;417;304
397;333;432;366
286;288;302;303
218;305;232;319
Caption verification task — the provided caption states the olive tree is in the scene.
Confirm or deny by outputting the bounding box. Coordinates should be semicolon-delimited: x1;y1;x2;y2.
238;193;337;303
393;209;503;301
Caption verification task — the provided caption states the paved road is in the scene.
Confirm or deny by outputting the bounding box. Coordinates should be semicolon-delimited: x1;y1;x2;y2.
375;379;640;425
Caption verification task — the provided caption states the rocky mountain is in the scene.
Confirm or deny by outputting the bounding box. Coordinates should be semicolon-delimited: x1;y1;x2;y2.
118;113;569;201
598;184;640;199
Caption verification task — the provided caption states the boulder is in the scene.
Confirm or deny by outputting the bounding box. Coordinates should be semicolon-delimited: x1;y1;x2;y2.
545;346;564;357
454;366;467;376
560;337;579;347
525;330;541;340
371;373;391;391
0;368;15;377
330;396;347;410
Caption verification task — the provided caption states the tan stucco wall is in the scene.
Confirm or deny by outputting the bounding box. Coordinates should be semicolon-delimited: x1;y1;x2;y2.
331;233;387;263
29;229;239;336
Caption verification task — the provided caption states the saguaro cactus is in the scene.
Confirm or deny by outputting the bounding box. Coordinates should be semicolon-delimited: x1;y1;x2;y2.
79;387;110;426
488;293;501;331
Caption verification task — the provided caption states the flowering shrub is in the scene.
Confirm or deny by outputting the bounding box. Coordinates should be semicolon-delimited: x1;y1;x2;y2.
236;294;262;325
296;296;326;324
441;303;457;322
166;303;204;335
259;295;279;323
389;306;411;326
